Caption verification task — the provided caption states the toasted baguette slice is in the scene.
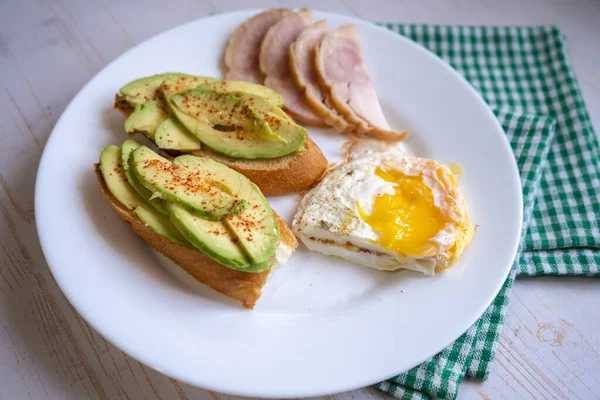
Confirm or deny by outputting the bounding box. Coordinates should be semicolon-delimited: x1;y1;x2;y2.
114;95;328;196
95;165;298;309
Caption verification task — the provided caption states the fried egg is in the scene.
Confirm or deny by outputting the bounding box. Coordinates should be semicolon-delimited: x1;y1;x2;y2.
292;140;474;275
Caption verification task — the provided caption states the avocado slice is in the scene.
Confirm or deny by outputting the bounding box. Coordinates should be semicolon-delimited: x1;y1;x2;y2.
174;155;278;265
166;203;260;270
155;118;202;151
99;144;188;245
120;73;282;106
235;260;270;273
168;87;283;142
232;92;291;121
167;88;305;159
228;95;306;152
133;206;188;245
119;73;196;105
124;100;168;140
130;146;248;220
199;80;284;108
153;92;289;152
161;75;219;100
99;145;143;210
160;75;283;107
121;139;167;214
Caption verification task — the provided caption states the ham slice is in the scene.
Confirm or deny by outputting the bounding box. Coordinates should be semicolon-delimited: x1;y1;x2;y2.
290;20;353;133
224;9;291;83
259;10;326;126
315;25;408;141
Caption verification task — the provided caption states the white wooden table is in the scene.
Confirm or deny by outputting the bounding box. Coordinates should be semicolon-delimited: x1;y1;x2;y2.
1;0;599;398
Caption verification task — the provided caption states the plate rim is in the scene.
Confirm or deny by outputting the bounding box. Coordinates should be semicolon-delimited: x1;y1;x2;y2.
35;9;523;398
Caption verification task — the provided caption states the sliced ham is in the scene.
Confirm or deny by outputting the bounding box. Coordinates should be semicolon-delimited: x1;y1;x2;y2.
315;25;408;141
259;10;326;126
224;9;291;84
290;20;353;133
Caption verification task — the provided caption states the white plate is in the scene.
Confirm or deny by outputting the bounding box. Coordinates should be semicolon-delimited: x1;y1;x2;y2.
35;10;522;398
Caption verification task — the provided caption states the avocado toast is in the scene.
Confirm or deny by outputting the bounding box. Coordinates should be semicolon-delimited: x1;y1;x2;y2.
96;140;297;308
114;73;327;196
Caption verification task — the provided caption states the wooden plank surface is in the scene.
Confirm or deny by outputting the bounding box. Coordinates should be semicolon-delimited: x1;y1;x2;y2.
1;0;599;398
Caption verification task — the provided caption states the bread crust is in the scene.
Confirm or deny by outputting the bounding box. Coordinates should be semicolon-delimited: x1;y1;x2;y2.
114;94;133;116
113;95;328;196
95;165;297;309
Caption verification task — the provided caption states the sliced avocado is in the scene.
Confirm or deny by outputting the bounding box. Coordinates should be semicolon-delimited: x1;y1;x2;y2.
124;100;168;140
170;103;304;159
99;145;143;210
120;73;282;107
199;80;284;107
133;206;188;245
167;203;258;270
99;145;189;245
167;88;305;159
159;75;283;107
230;95;306;154
174;155;278;265
168;87;282;142
161;75;220;100
237;260;270;272
130;146;248;220
119;73;193;105
121;139;167;214
232;92;291;121
155;118;202;151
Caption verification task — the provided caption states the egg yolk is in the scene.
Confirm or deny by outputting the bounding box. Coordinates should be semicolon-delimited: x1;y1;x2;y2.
357;168;445;256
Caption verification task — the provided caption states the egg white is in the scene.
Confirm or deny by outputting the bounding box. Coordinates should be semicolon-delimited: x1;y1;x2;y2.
292;140;472;275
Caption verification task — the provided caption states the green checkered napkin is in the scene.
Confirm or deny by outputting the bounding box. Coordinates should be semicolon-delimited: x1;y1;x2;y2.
376;25;600;399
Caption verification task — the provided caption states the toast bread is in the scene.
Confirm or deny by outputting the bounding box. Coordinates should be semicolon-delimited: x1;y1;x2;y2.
95;164;298;308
